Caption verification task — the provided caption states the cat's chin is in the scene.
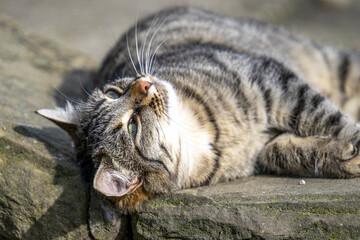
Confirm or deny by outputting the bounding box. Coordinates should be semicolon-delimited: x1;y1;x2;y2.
108;185;151;212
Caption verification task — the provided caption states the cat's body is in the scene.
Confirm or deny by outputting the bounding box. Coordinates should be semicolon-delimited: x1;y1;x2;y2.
38;7;360;209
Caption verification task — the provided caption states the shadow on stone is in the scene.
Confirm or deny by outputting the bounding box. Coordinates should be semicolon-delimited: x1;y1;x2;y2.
13;68;94;239
12;68;132;239
54;69;96;107
13;125;74;159
13;125;90;239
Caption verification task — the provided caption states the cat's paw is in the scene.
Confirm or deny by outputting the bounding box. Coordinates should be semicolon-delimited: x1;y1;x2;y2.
332;142;360;177
327;141;358;161
321;140;360;178
339;142;358;161
343;149;360;176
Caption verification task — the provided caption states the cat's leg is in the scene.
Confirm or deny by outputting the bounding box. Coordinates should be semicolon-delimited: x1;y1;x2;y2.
319;48;360;121
263;79;360;177
336;51;360;121
247;55;360;177
256;133;360;178
258;57;360;145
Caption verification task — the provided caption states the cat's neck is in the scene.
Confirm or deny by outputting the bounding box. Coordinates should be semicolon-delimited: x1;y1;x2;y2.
165;96;218;189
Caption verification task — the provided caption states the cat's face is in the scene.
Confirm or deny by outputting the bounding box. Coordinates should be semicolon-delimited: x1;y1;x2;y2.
38;75;181;208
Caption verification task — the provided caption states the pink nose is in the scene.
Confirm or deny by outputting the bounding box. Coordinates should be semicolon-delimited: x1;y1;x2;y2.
136;80;151;95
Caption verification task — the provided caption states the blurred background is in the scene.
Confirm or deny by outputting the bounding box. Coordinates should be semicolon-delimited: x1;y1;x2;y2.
1;0;359;63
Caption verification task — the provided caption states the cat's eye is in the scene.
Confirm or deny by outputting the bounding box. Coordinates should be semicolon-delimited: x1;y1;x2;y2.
128;114;137;138
105;90;121;99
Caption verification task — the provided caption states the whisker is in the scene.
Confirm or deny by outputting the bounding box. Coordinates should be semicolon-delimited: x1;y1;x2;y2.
114;70;121;80
54;85;82;105
152;62;164;77
121;64;127;78
147;17;169;75
134;13;143;74
79;78;91;97
127;59;138;77
143;17;160;74
140;39;146;75
126;32;139;75
149;37;168;75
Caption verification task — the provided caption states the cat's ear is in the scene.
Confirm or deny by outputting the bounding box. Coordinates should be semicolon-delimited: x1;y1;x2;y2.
36;102;79;139
94;167;142;197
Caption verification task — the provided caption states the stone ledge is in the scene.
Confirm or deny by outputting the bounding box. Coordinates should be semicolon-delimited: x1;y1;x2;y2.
135;176;360;239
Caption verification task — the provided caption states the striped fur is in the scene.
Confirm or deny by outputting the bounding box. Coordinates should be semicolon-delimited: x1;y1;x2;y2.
38;7;360;210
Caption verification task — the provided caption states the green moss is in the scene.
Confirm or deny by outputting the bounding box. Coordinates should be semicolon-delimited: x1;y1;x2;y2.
297;206;360;216
136;192;360;239
250;201;360;226
297;196;344;201
149;199;177;209
214;195;351;206
147;194;212;209
299;222;359;239
147;192;360;221
139;218;256;239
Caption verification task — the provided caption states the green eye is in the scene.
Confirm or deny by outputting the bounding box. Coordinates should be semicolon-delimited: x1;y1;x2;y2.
128;115;137;138
105;90;121;99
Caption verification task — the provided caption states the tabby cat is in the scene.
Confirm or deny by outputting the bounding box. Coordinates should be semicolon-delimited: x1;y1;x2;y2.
37;7;360;209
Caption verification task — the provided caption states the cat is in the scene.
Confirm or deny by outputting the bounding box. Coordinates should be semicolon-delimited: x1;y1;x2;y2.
37;7;360;210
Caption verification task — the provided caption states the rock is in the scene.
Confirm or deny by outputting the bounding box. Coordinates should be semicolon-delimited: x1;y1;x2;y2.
0;14;131;240
0;14;97;239
88;189;132;240
135;176;360;239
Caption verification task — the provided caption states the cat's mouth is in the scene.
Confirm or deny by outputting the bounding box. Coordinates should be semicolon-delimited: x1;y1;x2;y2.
131;76;170;118
146;81;170;118
149;90;166;117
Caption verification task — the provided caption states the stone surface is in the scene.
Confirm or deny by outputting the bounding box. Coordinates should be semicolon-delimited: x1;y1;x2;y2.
135;176;360;239
0;14;96;239
0;14;130;240
88;189;132;240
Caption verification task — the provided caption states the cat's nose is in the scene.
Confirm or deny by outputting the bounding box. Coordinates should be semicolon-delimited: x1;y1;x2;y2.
136;80;152;95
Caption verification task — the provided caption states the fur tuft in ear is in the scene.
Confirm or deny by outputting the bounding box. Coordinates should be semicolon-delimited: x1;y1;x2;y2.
36;102;79;139
94;168;142;197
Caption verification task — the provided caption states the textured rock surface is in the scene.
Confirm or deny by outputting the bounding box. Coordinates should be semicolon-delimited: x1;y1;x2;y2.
1;10;360;240
0;14;125;239
136;176;360;239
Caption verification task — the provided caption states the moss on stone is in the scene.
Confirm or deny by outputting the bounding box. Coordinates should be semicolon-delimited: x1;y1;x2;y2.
299;222;359;239
137;190;360;239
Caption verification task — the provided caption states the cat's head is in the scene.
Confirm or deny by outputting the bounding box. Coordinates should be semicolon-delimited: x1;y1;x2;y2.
37;74;182;209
